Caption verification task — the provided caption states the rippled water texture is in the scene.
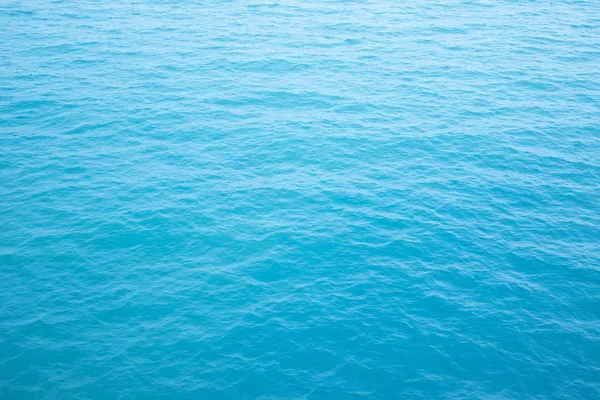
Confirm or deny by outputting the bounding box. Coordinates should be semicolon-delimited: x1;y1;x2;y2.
1;0;600;398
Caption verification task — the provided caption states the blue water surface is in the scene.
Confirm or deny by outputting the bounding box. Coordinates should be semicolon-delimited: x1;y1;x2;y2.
1;0;600;399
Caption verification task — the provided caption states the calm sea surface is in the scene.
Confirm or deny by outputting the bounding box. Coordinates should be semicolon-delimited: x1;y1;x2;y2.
1;0;600;399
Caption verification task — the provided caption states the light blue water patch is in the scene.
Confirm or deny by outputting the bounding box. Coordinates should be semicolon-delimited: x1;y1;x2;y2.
1;0;600;399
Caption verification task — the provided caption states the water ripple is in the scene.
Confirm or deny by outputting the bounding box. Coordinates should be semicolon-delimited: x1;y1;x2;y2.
1;0;600;399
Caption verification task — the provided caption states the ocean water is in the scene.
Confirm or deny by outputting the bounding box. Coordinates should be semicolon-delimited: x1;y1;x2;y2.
1;0;600;398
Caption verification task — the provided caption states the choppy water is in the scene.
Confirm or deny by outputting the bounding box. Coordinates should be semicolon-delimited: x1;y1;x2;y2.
1;0;600;398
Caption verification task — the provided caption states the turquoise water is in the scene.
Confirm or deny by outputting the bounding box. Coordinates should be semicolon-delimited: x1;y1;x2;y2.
1;0;600;398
